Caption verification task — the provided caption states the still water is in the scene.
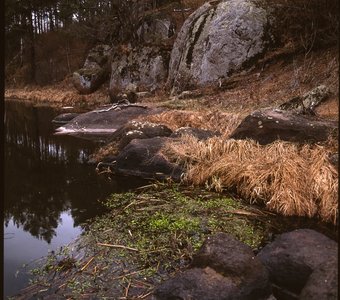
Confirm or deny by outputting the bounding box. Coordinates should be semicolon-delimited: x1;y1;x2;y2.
4;100;145;298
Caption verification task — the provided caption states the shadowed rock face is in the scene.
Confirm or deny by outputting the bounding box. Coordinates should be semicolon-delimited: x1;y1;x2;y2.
73;45;111;94
167;0;270;94
109;46;170;94
113;137;183;181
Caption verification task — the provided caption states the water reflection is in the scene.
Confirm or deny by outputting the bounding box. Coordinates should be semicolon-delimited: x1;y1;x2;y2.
4;100;145;243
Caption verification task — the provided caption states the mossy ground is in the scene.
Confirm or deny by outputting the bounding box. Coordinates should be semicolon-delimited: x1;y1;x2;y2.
19;183;270;299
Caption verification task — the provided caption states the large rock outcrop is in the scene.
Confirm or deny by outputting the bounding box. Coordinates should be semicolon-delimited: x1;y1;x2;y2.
137;16;176;44
167;0;271;94
109;46;170;95
73;44;111;94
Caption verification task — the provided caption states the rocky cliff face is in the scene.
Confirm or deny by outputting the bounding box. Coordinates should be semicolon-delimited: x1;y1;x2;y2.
167;0;272;95
109;46;170;95
73;44;112;94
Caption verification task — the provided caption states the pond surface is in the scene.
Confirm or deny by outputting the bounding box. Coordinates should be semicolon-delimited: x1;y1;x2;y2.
4;100;146;298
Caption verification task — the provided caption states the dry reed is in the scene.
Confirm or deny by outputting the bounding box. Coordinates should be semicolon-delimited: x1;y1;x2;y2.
164;136;338;224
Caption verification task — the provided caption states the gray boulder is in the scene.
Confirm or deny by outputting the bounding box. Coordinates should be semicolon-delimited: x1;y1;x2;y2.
73;45;111;94
137;16;176;43
257;229;338;294
54;105;164;141
109;46;170;95
229;108;338;145
167;0;270;95
109;120;173;150
278;85;330;114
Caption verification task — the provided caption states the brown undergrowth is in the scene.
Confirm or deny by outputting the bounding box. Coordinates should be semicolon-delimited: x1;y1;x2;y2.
144;110;242;132
164;136;338;224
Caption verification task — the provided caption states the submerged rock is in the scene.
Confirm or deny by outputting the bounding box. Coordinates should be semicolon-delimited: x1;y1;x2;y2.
73;44;111;94
167;0;271;94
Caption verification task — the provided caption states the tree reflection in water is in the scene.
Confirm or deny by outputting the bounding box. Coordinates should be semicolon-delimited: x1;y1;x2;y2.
4;100;146;243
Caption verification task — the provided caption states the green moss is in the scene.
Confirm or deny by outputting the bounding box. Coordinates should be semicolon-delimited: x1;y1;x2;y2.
29;183;267;298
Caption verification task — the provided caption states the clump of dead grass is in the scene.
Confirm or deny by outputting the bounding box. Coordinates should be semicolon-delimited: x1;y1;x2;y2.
164;136;338;224
143;110;242;134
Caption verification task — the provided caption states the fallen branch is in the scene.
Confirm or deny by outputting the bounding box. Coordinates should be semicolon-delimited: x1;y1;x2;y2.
97;242;139;252
80;257;95;271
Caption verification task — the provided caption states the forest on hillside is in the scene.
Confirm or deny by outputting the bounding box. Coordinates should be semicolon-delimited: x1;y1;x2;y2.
5;0;188;85
5;0;338;87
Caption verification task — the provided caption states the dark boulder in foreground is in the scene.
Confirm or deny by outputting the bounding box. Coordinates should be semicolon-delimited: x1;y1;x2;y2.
300;257;338;300
154;233;271;300
229;108;338;145
257;229;338;294
154;267;240;300
113;137;183;180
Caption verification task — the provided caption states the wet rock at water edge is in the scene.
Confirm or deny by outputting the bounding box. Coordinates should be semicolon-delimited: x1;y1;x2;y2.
257;229;338;294
113;137;183;181
73;44;111;94
154;233;271;300
229;108;338;145
108;120;173;150
54;106;165;141
52;113;80;125
154;267;240;300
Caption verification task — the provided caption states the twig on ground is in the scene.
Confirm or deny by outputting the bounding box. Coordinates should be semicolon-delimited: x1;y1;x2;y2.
97;243;139;252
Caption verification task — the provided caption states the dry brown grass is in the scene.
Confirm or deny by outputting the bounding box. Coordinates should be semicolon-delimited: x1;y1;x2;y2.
164;136;338;224
143;109;242;133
